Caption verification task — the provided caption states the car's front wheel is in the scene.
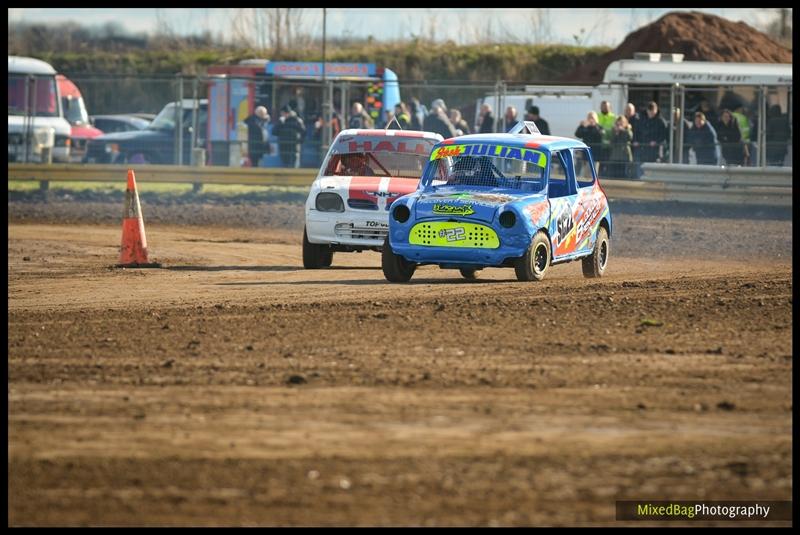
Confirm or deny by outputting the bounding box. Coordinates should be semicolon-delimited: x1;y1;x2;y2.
302;226;333;269
582;226;609;278
514;231;551;282
382;237;416;282
459;268;478;280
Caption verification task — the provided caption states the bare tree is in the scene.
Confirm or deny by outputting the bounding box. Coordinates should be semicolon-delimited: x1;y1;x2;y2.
763;8;792;46
529;9;553;45
229;9;255;49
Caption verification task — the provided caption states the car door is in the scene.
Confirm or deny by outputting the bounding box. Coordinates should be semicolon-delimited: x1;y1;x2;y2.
572;147;601;255
547;149;580;260
181;107;207;164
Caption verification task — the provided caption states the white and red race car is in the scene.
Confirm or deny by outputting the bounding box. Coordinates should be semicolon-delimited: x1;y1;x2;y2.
303;128;443;268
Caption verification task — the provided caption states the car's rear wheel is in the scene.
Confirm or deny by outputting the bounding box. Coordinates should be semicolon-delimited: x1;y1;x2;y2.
302;226;333;269
382;237;416;282
459;268;478;280
582;226;609;278
514;231;551;282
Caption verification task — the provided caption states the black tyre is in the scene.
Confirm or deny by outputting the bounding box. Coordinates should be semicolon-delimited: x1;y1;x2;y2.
459;268;478;280
382;237;416;282
302;226;333;269
514;231;551;282
582;226;609;278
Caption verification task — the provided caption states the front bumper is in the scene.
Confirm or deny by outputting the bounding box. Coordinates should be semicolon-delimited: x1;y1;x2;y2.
7;144;70;163
389;219;530;267
306;211;390;248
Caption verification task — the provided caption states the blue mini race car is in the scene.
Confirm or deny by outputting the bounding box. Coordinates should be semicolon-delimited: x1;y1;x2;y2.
382;122;612;282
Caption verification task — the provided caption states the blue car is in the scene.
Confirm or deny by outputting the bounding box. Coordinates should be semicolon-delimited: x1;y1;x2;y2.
382;122;612;282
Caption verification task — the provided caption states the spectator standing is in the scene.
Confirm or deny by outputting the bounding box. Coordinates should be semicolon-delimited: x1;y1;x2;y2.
423;101;457;139
596;100;617;176
477;103;495;134
716;109;746;166
527;106;551;135
698;99;717;127
731;104;752;165
574;112;604;159
608;115;633;178
391;102;412;130
409;97;427;131
765;104;790;166
686;111;719;165
623;103;640;168
272;106;307;168
348;102;374;129
244;105;270;167
632;101;668;178
449;109;471;135
288;87;306;119
503;106;518;131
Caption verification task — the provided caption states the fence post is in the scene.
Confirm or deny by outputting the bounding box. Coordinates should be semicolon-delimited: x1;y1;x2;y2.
191;76;199;158
758;85;766;167
176;74;184;166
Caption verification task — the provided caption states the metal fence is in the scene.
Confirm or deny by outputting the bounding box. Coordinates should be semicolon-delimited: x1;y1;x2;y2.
8;73;793;179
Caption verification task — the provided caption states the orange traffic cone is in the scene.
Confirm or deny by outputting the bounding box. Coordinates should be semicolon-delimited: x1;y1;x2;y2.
118;169;158;267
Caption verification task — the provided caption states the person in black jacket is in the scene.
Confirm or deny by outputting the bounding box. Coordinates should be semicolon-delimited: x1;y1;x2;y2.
574;112;604;154
423;102;457;140
477;103;495;134
272;106;306;168
527;106;551;135
632;101;668;178
244;106;270;167
686;111;719;165
716;109;746;166
765;104;790;166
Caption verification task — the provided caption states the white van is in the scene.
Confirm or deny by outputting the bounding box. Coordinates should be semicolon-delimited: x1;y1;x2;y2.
8;55;72;163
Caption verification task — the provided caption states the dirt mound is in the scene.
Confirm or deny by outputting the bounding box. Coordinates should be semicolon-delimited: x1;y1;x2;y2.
560;11;792;83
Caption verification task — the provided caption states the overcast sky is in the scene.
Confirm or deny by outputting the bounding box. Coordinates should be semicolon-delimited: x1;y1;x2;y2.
8;8;781;47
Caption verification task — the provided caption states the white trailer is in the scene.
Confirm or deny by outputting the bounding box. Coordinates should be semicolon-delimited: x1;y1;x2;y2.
477;53;792;166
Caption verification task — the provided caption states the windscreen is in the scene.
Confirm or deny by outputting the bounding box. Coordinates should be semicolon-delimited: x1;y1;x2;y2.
420;143;548;193
323;135;437;178
63;96;89;125
8;75;59;117
148;103;181;130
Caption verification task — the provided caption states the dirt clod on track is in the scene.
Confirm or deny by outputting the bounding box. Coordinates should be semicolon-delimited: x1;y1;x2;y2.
7;199;792;526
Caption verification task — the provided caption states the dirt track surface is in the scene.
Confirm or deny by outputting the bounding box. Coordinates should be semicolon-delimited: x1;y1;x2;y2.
7;208;793;526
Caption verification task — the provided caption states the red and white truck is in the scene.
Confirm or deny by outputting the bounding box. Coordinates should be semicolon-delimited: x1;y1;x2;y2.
56;74;103;162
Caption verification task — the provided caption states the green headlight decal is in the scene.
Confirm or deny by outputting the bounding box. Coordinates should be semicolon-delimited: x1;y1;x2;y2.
430;144;546;167
432;203;475;216
409;222;500;249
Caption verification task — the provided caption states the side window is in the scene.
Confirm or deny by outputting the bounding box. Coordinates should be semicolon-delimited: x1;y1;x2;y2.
574;148;595;188
548;150;574;198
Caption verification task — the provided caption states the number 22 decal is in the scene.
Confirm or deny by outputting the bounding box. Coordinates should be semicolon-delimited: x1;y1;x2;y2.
439;227;466;241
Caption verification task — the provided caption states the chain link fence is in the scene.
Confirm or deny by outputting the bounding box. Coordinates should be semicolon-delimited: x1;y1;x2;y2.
9;72;793;177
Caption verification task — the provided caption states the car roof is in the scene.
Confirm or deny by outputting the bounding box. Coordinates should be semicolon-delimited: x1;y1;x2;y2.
8;55;56;75
91;115;151;125
338;128;442;141
437;133;588;153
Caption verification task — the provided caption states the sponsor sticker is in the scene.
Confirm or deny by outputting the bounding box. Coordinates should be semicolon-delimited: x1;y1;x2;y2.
432;204;475;216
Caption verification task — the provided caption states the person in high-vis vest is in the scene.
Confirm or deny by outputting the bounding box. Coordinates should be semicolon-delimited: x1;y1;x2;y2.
596;101;617;176
732;105;752;166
